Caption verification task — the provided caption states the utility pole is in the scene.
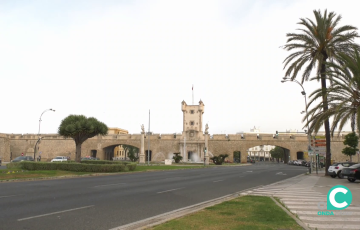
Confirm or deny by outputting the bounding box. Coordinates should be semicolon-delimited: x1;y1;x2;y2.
147;110;150;166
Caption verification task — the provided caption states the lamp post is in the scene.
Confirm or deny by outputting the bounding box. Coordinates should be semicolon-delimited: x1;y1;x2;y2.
37;108;55;161
281;79;313;173
38;108;55;135
34;137;42;160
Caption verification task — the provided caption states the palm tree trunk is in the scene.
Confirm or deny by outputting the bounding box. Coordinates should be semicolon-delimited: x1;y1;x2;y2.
76;143;82;163
320;63;331;175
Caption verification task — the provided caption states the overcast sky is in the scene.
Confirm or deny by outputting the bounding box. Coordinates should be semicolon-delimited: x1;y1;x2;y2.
1;0;359;135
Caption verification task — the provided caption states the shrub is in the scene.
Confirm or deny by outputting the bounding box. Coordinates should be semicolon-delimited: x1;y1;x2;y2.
210;154;229;165
172;153;183;163
81;160;131;165
6;162;23;169
126;163;137;171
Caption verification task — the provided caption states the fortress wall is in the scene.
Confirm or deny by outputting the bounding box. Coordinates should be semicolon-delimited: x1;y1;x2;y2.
0;132;354;163
160;134;177;140
0;137;10;161
10;138;76;161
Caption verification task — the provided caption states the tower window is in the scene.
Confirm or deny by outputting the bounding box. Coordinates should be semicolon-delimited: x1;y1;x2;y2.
190;121;194;126
190;110;194;114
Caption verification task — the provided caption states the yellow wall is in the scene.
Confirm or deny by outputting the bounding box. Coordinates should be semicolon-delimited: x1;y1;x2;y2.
108;127;129;135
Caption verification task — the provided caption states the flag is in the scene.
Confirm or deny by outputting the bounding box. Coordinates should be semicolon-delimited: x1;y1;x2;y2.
192;85;193;90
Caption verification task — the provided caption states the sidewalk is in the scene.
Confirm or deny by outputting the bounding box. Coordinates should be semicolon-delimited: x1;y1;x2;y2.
242;172;360;230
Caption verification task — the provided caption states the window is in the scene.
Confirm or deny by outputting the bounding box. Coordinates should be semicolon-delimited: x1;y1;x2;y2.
190;121;194;126
190;110;194;114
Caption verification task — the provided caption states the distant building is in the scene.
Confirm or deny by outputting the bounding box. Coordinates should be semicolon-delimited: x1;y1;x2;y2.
247;126;275;161
108;127;128;135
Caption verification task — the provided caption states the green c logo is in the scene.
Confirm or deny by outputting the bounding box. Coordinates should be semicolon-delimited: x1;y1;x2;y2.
327;185;352;210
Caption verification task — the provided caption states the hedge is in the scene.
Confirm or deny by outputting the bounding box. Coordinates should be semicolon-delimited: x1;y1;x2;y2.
6;162;22;169
81;160;132;165
17;162;137;172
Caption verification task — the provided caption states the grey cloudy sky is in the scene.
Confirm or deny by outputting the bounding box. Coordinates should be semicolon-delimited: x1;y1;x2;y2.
1;0;358;135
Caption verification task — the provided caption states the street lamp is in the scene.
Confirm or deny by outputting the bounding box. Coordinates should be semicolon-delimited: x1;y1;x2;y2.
34;137;43;160
281;79;313;173
38;108;55;135
36;108;55;161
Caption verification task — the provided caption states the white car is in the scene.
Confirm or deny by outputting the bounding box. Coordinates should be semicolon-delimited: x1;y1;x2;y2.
328;162;357;178
51;156;68;162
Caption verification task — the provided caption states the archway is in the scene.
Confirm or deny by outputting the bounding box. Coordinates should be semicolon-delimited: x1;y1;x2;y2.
91;150;97;158
233;151;241;163
145;150;152;162
103;144;140;161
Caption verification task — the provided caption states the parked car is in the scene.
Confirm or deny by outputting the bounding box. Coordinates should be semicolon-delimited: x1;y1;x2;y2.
341;163;360;182
247;159;255;163
0;158;2;166
81;157;99;161
11;156;34;162
328;162;357;178
51;156;68;162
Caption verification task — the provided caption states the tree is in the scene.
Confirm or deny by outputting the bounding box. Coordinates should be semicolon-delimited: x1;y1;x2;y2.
283;9;359;174
305;51;360;136
270;147;284;162
173;153;183;163
210;154;229;165
342;132;359;162
123;145;139;162
58;115;108;162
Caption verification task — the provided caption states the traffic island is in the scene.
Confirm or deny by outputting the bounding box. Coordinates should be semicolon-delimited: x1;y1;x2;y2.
149;196;302;230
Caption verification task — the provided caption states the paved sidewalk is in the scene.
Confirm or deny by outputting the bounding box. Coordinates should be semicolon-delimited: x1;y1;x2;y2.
242;172;360;230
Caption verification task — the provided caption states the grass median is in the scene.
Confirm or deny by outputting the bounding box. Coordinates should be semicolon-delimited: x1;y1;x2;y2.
0;164;207;181
0;169;92;180
151;195;302;230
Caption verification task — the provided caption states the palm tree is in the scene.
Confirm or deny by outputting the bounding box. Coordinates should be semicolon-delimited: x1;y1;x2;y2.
58;115;108;162
283;9;359;174
305;51;360;137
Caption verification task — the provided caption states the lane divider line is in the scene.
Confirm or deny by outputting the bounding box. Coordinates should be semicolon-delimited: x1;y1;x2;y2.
93;183;126;188
213;180;224;183
17;205;95;221
157;187;184;194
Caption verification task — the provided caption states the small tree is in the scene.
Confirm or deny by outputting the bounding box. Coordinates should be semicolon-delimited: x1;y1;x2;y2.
210;154;229;165
342;132;359;162
173;153;183;163
270;147;284;162
125;145;139;162
58;115;108;162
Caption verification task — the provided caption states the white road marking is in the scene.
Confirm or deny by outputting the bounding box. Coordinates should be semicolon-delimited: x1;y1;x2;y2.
0;194;23;199
17;205;95;221
157;187;184;194
213;180;224;183
93;183;126;188
245;171;253;173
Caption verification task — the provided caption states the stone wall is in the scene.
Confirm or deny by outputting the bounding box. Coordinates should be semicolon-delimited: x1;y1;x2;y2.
0;135;10;161
0;132;355;163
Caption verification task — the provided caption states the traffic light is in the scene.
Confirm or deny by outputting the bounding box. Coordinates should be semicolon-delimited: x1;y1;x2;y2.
276;131;278;136
204;147;207;153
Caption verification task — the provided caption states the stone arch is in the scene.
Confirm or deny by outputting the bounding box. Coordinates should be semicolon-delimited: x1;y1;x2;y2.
241;143;292;163
102;143;140;161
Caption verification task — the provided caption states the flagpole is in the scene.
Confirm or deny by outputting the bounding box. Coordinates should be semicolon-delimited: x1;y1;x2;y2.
147;109;150;165
192;85;194;105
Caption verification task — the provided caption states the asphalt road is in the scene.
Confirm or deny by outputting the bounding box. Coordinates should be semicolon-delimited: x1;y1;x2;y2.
0;163;307;230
